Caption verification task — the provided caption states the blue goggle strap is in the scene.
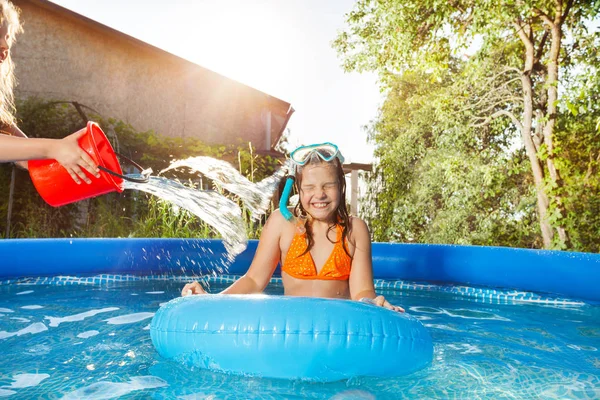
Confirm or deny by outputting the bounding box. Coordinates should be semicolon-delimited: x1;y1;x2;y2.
279;175;295;221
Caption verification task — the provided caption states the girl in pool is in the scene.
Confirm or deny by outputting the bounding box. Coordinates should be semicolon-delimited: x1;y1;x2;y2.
0;0;99;184
182;142;404;312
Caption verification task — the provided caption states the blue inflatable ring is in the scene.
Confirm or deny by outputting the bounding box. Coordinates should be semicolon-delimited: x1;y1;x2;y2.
150;295;433;381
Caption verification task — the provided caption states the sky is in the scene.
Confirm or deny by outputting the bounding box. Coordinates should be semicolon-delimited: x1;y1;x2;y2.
49;0;382;164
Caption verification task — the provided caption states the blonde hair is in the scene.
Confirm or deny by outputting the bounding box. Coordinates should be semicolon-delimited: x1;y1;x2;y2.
0;0;23;127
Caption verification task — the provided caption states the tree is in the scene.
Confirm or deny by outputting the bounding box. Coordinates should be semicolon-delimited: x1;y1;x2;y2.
334;0;599;249
360;64;540;248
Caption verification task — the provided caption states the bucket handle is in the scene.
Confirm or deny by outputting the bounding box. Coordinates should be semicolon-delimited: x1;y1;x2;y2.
98;152;150;183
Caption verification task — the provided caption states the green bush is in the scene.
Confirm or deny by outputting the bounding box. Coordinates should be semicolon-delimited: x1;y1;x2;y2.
0;98;282;240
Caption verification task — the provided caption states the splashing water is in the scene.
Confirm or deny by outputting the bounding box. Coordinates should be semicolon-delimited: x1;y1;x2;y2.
121;156;287;260
160;156;288;220
123;177;247;259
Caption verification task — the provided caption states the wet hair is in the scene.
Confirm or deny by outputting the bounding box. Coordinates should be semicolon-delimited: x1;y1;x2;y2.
0;0;23;128
293;150;351;257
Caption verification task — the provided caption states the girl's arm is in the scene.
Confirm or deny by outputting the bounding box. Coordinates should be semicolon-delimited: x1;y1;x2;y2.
348;218;404;312
0;126;100;183
220;210;284;294
0;134;58;161
2;125;32;169
182;210;286;296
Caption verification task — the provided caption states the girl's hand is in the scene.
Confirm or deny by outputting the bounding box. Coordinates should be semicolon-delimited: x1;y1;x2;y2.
48;130;100;184
181;281;208;297
373;295;405;313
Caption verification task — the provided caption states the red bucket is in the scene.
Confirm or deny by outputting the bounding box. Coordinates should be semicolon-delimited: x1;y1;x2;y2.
29;122;125;207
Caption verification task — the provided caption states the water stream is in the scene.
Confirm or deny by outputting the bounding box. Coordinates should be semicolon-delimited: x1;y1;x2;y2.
121;157;286;260
161;156;286;220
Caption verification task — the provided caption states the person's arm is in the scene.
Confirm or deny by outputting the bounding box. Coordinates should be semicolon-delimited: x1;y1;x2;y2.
0;126;100;184
348;218;404;312
2;124;29;169
181;210;286;296
0;134;59;161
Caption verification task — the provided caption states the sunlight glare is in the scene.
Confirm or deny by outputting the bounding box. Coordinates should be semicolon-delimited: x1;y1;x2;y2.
168;2;293;98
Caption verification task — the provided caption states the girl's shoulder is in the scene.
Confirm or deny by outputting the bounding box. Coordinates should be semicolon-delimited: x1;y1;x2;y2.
345;216;370;243
258;209;296;247
346;216;368;232
269;208;295;223
266;208;297;232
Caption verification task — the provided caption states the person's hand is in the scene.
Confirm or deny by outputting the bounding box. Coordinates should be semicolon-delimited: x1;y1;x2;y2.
373;295;405;312
47;129;100;184
181;281;208;297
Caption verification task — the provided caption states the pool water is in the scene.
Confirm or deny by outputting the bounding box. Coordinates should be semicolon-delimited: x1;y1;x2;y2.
0;277;598;399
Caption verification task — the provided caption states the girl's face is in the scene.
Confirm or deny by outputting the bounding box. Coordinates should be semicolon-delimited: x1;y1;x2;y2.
298;163;340;222
0;22;10;64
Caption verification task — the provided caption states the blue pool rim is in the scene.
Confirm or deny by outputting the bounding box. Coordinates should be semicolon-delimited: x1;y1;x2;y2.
1;238;599;303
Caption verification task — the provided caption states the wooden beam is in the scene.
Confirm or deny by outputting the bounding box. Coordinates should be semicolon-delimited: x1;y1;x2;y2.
343;162;373;173
350;169;359;215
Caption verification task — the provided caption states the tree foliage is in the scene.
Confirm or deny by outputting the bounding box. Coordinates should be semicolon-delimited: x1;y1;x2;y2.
362;66;540;248
335;0;600;251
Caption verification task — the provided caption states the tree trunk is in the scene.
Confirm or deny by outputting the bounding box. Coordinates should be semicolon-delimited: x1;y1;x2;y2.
540;3;569;245
521;74;554;248
515;20;554;248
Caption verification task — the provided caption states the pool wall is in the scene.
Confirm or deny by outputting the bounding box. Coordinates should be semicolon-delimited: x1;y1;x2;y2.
1;238;599;302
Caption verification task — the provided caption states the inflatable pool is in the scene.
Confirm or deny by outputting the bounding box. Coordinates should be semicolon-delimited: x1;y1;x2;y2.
150;294;433;381
1;238;598;303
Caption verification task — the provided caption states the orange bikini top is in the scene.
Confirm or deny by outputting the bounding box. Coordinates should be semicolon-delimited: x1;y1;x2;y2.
282;225;352;280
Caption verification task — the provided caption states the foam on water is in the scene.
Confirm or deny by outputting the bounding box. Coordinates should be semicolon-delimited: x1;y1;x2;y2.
20;305;43;310
60;376;168;400
415;306;511;322
0;322;47;340
45;307;120;327
2;373;50;389
104;312;154;325
77;330;100;339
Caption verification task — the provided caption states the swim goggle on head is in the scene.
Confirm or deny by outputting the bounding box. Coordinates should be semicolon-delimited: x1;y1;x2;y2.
289;142;345;166
279;143;345;221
